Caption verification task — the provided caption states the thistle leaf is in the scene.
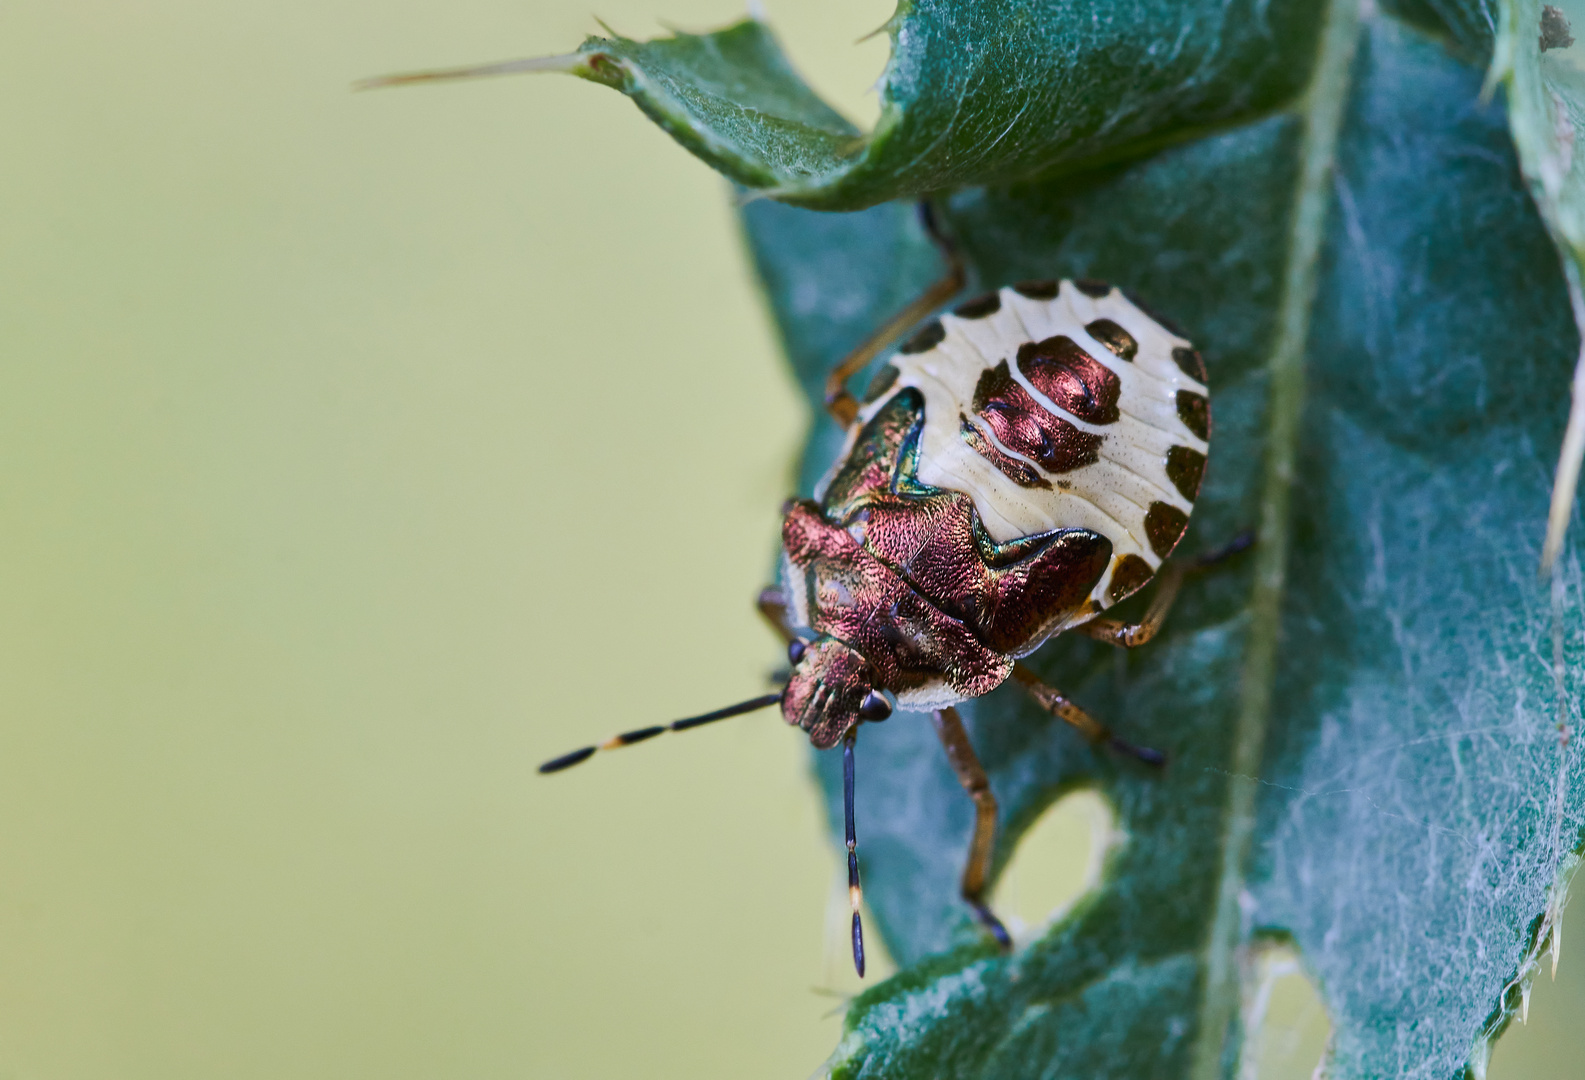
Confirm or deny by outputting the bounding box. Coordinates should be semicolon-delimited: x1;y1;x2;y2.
555;2;1585;1076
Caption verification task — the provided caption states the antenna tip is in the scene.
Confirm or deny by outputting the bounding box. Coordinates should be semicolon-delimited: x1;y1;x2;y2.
851;912;866;977
538;746;597;774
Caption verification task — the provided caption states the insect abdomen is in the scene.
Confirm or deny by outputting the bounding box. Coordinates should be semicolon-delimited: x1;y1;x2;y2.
846;279;1209;625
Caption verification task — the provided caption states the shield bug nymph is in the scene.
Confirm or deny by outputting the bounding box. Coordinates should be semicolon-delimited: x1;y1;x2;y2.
540;213;1237;977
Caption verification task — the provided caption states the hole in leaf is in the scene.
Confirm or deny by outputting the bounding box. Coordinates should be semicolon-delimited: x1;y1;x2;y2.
994;789;1116;943
1241;942;1331;1080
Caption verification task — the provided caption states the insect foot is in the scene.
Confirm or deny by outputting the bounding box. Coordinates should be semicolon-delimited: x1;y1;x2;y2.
970;900;1014;950
1193;528;1256;569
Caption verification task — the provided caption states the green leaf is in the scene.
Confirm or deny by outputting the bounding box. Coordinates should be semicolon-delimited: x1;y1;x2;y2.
1489;1;1585;572
544;4;1327;210
737;11;1585;1080
544;0;1585;1075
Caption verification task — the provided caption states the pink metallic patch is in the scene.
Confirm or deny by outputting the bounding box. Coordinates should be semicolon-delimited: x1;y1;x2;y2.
782;501;1013;708
971;361;1102;475
1016;336;1122;425
959;414;1051;490
858;492;1111;656
780;638;876;750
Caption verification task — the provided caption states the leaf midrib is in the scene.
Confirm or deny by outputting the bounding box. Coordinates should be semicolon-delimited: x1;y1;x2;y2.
1187;0;1364;1074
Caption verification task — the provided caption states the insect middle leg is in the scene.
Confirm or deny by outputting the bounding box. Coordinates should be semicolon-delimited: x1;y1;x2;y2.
1010;662;1165;766
823;202;966;429
931;705;1012;949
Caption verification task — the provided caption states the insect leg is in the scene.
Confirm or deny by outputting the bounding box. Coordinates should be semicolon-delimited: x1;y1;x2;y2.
756;585;798;644
1076;529;1255;649
931;706;1012;949
822;201;966;429
1074;562;1187;649
1010;663;1165;766
1192;528;1256;569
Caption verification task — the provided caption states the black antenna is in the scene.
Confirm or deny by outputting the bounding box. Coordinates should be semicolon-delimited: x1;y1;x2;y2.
845;731;866;978
537;693;783;774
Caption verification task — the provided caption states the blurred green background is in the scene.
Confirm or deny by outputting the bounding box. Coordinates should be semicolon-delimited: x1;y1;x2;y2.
0;2;1578;1077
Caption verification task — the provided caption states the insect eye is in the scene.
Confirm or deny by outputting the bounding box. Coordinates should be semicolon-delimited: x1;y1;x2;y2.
787;639;807;665
858;690;892;722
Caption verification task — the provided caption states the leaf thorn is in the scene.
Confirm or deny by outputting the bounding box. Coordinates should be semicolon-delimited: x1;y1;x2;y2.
354;52;582;92
1551;912;1563;979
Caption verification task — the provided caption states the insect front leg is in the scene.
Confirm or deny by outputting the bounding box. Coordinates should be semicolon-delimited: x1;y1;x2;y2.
822;202;966;428
1010;662;1165;766
931;706;1012;949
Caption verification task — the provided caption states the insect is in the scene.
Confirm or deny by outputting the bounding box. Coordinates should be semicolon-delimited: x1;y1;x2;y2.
540;211;1233;977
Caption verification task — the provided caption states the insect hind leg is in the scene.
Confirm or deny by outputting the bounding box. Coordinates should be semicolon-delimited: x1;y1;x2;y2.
1076;529;1255;649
